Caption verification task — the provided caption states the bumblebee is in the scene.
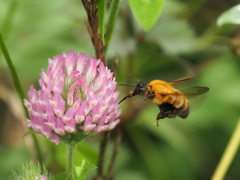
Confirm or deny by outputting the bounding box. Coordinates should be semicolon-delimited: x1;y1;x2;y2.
119;76;209;126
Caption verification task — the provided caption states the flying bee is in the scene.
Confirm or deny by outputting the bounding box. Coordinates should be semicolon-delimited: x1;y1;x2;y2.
119;75;209;126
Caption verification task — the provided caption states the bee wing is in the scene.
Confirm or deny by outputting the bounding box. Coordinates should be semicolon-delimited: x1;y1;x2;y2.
168;77;194;85
181;86;209;99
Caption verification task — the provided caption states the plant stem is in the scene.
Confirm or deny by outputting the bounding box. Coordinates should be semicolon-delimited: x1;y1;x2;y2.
211;118;240;180
81;0;105;64
67;144;74;177
0;31;43;164
104;0;120;53
106;129;122;180
2;1;18;38
96;131;109;180
0;1;18;63
0;32;26;114
32;133;43;166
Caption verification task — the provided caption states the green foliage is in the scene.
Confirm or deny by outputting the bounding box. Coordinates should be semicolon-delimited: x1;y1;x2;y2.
126;125;171;180
127;0;165;31
7;161;52;180
22;128;35;138
0;0;94;82
217;4;240;26
17;0;35;1
0;147;30;179
98;0;106;44
76;142;98;165
105;0;120;52
72;149;97;180
147;18;196;54
54;172;69;180
0;31;26;112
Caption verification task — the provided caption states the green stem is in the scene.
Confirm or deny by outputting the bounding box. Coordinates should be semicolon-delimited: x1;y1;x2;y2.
2;1;18;38
0;31;43;164
211;118;240;180
67;144;74;179
0;32;26;112
104;0;120;53
0;1;18;64
32;133;43;165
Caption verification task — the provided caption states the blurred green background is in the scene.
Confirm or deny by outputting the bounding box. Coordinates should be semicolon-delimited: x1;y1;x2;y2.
1;0;240;179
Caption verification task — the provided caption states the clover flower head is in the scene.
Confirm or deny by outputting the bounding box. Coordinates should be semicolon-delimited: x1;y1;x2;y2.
24;51;121;144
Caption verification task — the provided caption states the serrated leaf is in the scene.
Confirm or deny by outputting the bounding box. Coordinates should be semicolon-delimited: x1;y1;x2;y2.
73;149;97;180
217;4;240;26
98;0;106;44
127;0;165;31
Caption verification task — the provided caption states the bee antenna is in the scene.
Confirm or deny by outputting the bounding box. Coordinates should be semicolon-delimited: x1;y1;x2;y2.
128;74;140;82
119;84;138;86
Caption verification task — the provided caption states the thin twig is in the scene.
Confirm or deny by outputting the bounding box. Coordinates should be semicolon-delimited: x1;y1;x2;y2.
81;0;105;64
106;129;122;180
96;131;109;180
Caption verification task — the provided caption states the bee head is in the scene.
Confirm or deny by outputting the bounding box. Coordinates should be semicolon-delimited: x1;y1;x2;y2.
118;75;147;104
145;85;155;99
134;82;146;94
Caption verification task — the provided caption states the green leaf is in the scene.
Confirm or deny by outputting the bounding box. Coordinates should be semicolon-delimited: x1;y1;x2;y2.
72;149;97;180
53;172;69;180
98;0;106;44
147;18;196;54
22;129;34;138
127;0;165;31
217;4;240;26
76;142;98;165
104;0;120;52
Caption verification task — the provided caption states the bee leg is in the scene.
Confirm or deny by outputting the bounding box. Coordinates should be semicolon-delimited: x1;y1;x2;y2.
156;111;165;120
145;93;155;100
154;110;166;127
153;119;159;127
159;106;166;118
